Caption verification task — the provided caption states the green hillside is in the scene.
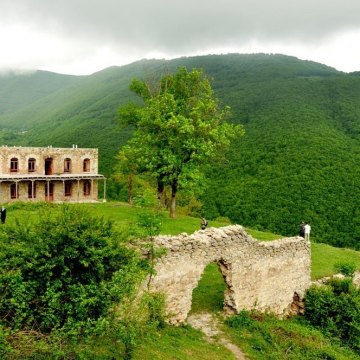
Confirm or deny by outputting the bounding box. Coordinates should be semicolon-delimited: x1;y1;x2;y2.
0;54;359;248
3;202;360;359
0;70;79;115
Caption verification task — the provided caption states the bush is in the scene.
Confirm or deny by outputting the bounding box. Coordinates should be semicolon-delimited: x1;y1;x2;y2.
225;310;257;329
0;205;146;334
304;281;360;352
334;261;357;278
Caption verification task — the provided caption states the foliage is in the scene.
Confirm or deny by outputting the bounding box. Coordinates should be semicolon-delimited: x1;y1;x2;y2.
117;66;244;217
0;205;146;334
304;281;360;352
225;311;359;359
334;261;357;278
1;54;360;248
311;242;360;280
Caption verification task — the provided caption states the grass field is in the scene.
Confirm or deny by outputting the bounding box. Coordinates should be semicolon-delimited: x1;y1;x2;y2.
5;201;360;280
3;201;360;359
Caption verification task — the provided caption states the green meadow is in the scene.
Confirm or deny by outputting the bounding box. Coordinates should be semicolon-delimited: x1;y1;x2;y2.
5;201;360;281
3;201;360;359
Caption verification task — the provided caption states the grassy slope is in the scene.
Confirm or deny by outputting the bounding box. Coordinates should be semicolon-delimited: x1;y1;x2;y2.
5;202;360;359
133;326;236;360
6;201;360;280
0;70;79;116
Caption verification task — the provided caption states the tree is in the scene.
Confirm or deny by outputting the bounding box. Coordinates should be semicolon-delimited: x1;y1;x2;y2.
118;67;244;217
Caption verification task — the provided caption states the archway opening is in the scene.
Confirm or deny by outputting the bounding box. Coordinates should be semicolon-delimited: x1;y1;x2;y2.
190;262;227;314
45;158;53;175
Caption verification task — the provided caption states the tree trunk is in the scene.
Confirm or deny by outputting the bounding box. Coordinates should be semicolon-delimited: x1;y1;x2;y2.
157;180;165;209
170;180;177;218
127;174;133;205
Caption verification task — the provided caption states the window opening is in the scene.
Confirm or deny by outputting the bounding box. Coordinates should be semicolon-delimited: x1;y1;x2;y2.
28;158;36;172
83;158;90;172
10;158;18;172
64;158;71;173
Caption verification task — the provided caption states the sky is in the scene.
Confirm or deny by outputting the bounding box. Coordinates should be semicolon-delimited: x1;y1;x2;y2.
1;0;360;75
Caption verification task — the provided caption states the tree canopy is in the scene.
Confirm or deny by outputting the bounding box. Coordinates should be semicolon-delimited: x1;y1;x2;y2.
118;66;244;217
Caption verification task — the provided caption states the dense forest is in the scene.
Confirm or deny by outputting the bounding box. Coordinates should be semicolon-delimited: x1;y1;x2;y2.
0;54;359;248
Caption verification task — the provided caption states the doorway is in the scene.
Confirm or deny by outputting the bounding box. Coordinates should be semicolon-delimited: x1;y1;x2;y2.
45;158;53;175
190;262;227;314
45;182;54;201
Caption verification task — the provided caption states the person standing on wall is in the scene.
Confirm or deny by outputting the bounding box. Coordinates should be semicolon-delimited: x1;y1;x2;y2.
304;222;311;241
299;222;305;238
1;206;6;224
201;217;208;230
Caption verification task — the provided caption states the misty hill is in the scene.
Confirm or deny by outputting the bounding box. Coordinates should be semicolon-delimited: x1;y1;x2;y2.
0;53;359;248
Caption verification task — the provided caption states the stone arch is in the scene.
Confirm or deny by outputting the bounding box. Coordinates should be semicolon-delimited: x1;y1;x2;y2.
190;258;237;315
216;258;237;314
147;225;311;325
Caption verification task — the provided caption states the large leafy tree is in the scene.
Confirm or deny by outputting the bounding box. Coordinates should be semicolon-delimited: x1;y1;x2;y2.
118;67;244;217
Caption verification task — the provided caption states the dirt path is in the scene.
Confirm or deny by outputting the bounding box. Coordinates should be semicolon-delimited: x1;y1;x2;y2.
187;313;247;360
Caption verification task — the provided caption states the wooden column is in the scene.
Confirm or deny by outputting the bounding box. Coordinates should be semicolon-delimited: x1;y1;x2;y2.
103;178;107;202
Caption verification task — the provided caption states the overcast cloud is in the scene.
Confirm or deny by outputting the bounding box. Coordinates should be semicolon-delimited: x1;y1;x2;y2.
1;0;360;74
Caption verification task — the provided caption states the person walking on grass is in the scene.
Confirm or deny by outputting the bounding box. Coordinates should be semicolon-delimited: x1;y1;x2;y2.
1;206;6;224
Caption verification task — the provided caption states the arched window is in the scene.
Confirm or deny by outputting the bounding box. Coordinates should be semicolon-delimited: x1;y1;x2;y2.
10;183;18;199
64;158;71;173
10;158;18;172
83;158;90;172
83;180;91;196
28;158;36;172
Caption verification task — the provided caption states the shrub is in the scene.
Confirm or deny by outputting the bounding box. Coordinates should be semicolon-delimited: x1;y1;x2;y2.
334;261;357;278
304;281;360;352
225;310;257;329
0;205;146;334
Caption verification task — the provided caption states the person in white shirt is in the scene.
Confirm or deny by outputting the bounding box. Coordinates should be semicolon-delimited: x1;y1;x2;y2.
304;223;311;240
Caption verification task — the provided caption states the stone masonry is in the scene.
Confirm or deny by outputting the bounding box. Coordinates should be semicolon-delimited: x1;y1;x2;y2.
0;146;105;203
147;225;311;324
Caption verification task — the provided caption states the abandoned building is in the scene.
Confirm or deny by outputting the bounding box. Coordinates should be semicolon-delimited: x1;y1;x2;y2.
0;146;106;203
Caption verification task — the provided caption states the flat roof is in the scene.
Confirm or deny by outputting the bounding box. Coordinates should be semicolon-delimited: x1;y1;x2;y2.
0;173;105;181
0;146;98;151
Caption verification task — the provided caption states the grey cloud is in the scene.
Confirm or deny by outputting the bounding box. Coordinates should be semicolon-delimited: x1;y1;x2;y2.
2;0;360;56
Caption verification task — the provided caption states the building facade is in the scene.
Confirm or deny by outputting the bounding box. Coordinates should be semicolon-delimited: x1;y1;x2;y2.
0;146;106;203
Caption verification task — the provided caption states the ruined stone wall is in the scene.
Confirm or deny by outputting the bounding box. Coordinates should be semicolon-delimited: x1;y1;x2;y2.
148;225;311;324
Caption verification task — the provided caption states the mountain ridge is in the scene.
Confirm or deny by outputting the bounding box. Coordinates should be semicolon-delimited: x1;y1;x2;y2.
0;53;359;247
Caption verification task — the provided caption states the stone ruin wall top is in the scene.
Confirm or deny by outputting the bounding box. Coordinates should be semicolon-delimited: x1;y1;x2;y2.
147;225;311;324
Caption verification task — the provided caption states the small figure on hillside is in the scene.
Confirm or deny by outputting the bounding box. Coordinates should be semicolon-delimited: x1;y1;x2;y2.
304;222;311;241
1;206;6;224
299;222;305;238
201;217;208;230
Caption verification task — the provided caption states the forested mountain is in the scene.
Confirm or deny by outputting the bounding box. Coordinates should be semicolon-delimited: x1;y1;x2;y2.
0;54;359;248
